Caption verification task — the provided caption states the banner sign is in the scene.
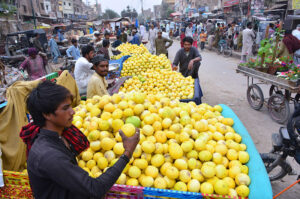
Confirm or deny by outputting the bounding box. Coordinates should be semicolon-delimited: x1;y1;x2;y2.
293;0;300;10
251;0;265;15
223;0;239;7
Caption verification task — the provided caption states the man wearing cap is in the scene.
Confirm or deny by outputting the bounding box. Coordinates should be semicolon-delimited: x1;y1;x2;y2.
74;45;95;95
129;30;141;45
292;24;300;41
87;55;109;98
155;29;173;57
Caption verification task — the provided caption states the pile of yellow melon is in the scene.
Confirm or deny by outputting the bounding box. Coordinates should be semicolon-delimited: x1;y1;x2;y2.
111;43;149;60
120;69;194;100
120;53;171;77
73;93;250;197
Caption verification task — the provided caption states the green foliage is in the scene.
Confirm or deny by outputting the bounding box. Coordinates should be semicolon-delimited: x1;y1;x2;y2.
0;3;17;16
101;9;120;19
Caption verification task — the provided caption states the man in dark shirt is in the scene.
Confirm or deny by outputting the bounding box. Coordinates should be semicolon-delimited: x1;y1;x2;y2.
22;81;140;199
173;36;202;79
33;33;43;52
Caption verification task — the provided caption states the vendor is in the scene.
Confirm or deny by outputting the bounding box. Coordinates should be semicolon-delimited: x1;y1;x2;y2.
21;80;140;199
87;55;109;98
98;39;110;60
93;31;102;44
20;48;47;80
74;45;95;95
66;39;81;60
173;37;202;79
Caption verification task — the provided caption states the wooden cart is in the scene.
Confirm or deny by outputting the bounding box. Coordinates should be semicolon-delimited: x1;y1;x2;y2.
236;65;300;124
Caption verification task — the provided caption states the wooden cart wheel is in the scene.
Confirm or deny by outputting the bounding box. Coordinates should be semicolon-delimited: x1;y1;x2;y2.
269;85;290;101
247;84;264;110
268;94;290;124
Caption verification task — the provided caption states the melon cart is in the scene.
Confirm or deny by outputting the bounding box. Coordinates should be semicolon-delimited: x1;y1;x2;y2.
0;105;272;199
236;65;300;124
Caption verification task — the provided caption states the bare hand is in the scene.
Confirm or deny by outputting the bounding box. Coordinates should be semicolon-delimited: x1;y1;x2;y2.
119;128;140;159
188;60;194;70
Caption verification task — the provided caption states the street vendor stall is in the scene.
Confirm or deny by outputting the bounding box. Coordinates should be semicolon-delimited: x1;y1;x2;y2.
236;22;300;124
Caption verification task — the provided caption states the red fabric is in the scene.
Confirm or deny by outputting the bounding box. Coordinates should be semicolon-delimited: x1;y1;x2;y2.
283;34;300;54
180;33;185;48
20;123;89;156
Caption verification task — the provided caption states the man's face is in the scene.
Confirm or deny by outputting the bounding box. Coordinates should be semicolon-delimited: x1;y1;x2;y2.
158;32;162;38
74;42;78;47
46;97;75;128
183;42;192;51
105;35;110;40
88;50;95;60
94;61;109;76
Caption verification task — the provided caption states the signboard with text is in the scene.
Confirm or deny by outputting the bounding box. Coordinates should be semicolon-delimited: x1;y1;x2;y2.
223;0;239;7
251;0;264;15
293;0;300;10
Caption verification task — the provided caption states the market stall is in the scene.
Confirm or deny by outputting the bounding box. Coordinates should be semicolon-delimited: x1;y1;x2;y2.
237;23;300;124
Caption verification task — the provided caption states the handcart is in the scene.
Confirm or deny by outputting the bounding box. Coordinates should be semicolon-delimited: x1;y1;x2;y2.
236;65;300;124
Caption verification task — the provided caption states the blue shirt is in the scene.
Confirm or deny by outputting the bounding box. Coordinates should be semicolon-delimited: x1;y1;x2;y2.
66;45;81;60
130;35;141;45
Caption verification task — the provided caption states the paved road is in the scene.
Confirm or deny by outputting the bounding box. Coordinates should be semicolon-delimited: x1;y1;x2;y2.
160;40;299;199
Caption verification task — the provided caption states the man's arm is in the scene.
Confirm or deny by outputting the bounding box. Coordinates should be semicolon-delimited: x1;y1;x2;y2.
66;46;73;58
172;50;181;69
39;152;129;198
165;38;173;48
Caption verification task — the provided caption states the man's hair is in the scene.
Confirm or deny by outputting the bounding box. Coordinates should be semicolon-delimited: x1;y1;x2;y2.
26;81;73;127
269;23;274;28
71;38;77;44
92;55;108;67
81;45;94;57
102;39;110;48
183;37;193;44
247;22;252;28
162;27;166;32
104;32;110;37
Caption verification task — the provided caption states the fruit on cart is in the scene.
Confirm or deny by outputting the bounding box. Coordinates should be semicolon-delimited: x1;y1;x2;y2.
120;69;194;100
120;53;172;77
111;43;149;60
74;93;250;196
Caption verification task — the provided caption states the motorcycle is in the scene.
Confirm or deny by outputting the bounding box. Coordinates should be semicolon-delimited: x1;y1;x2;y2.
260;103;300;182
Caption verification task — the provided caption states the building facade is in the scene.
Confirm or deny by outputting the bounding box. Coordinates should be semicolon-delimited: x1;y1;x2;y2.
153;5;161;19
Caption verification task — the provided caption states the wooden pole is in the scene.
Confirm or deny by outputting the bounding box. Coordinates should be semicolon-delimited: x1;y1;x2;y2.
261;25;269;67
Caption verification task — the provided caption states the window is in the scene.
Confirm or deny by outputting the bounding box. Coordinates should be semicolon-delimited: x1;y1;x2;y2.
69;3;71;6
40;3;44;10
63;2;66;5
46;5;49;10
23;5;27;13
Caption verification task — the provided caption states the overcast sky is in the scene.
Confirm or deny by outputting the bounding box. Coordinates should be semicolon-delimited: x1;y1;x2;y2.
87;0;162;15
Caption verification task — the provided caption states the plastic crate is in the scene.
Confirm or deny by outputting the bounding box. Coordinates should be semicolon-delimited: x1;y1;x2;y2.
107;55;131;79
180;78;203;105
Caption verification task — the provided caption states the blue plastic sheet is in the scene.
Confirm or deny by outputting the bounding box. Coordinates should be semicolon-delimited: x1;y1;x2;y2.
220;104;273;199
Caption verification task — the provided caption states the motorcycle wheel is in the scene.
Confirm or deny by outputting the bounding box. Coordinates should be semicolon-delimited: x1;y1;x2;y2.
260;153;291;181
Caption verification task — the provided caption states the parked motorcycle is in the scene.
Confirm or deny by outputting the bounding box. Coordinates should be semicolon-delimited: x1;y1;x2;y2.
260;103;300;182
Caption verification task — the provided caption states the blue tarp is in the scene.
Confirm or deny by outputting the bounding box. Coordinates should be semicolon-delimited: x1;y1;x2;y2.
220;104;273;199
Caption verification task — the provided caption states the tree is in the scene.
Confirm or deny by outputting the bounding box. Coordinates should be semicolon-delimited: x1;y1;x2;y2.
101;9;120;19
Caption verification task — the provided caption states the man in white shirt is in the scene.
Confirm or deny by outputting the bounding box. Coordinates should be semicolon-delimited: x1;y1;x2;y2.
148;24;157;54
74;45;95;95
292;24;300;40
139;24;146;40
241;22;256;62
185;23;193;38
166;22;170;33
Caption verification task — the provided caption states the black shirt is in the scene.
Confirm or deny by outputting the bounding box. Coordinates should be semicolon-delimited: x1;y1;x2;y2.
27;129;128;199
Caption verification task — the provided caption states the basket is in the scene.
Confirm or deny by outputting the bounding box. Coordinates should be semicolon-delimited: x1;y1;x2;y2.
107;55;130;79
